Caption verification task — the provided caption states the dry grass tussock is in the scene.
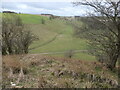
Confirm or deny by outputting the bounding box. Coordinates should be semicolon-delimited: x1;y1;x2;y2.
3;55;29;73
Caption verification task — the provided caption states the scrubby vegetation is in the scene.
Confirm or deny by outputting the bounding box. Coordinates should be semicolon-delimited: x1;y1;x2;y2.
1;12;119;88
2;13;38;55
2;55;118;88
73;0;120;70
1;0;119;88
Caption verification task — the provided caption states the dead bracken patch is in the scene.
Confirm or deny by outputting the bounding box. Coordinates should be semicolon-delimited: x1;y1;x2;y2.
2;54;118;88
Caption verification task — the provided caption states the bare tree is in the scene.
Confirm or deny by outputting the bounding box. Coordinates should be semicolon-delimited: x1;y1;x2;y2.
73;0;120;70
2;13;38;55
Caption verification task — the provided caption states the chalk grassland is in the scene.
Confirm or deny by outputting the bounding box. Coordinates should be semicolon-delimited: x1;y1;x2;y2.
1;13;95;61
1;13;118;88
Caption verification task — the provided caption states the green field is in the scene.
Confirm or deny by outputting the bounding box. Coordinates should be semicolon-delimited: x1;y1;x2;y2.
2;13;96;61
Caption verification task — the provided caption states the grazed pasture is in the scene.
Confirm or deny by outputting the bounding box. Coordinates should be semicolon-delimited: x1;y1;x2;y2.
17;14;96;61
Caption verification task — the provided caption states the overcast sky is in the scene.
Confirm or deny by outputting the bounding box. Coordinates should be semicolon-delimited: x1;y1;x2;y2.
2;2;91;16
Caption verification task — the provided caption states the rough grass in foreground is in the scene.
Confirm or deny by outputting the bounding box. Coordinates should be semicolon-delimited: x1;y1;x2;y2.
2;55;118;88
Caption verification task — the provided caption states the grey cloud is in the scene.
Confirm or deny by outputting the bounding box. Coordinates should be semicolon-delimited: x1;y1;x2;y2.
22;2;71;10
2;2;90;16
2;2;18;9
2;2;73;10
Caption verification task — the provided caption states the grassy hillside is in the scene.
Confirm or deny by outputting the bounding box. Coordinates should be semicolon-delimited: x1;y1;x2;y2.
2;13;96;61
2;13;118;88
19;14;49;24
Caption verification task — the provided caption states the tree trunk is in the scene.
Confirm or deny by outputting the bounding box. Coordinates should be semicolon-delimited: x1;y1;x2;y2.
118;24;120;52
24;46;28;54
108;24;120;70
108;55;118;70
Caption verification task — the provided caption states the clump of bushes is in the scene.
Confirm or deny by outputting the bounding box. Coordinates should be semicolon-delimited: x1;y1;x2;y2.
2;13;38;55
